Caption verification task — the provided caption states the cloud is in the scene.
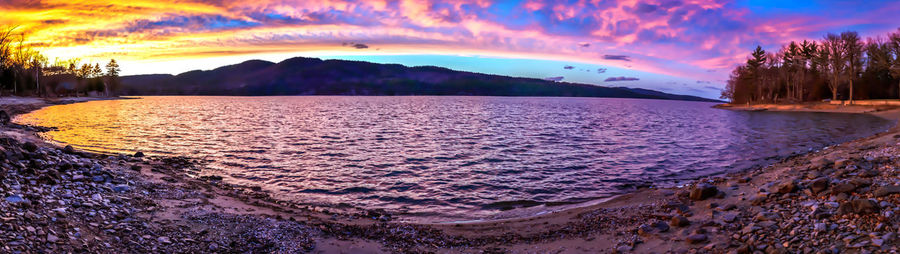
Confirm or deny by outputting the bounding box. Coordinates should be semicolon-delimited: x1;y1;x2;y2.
545;76;564;82
696;80;711;84
596;68;607;73
604;76;640;82
563;65;574;70
4;0;899;92
603;55;631;61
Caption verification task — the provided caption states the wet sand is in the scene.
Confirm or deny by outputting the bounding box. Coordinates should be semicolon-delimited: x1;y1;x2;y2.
2;98;899;253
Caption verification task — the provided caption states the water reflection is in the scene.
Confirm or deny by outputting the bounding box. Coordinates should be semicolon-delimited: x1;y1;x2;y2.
15;96;892;221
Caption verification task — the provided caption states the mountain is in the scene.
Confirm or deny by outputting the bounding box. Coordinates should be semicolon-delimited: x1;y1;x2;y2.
119;57;721;102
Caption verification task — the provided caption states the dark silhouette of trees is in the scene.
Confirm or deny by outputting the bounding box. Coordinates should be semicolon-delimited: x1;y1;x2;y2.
105;59;121;96
722;28;900;104
0;25;123;97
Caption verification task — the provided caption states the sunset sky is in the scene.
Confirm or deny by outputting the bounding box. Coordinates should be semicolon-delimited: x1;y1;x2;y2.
2;0;899;99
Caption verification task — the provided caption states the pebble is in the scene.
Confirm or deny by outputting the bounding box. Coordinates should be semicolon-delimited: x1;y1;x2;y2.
671;215;690;227
686;233;708;244
157;236;171;244
5;194;26;204
690;183;719;201
112;185;131;193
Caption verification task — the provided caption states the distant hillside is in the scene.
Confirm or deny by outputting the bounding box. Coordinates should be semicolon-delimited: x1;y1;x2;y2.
119;57;720;102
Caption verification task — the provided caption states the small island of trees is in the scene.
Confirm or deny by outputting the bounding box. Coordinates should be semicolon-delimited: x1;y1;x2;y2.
0;26;121;97
722;28;900;104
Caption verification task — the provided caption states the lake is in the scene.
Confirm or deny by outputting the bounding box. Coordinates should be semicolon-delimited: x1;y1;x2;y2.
14;96;893;221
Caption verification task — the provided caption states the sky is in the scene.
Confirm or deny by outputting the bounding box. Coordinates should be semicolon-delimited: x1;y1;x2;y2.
1;0;899;99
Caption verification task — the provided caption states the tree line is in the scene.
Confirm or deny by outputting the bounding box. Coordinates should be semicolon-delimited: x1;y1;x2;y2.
722;28;900;104
0;26;121;97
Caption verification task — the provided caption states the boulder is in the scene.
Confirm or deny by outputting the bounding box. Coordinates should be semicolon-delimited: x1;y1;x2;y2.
63;145;76;154
839;199;880;215
671;215;690;227
22;142;38;153
832;183;856;194
809;178;829;194
0;110;9;125
113;185;131;192
5;195;27;204
134;151;145;157
690;183;719;201
775;180;797;193
874;185;900;197
686;233;708;244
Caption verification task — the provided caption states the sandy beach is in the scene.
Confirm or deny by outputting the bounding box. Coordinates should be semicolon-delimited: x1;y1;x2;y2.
2;98;900;253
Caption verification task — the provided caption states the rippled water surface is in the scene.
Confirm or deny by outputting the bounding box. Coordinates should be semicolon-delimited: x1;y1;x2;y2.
15;96;893;221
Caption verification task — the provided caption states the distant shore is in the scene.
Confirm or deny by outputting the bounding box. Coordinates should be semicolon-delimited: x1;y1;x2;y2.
713;101;900;114
2;97;899;252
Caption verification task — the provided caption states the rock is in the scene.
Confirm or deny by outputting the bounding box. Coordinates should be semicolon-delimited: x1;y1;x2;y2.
671;215;690;227
63;145;76;154
814;223;827;232
130;165;142;171
23;142;38;152
0;110;9;125
811;157;832;169
750;194;767;205
113;185;131;193
874;185;900;197
59;162;73;172
810;178;829;194
840;199;880;214
832;183;856;194
47;234;59;242
91;193;103;202
686;233;708;244
652;221;670;232
92;175;105;183
833;159;849;169
157;236;171;244
883;233;897;245
5;195;27;204
775;180;797;193
134;151;145;157
723;213;738;223
690;183;719;201
833;192;849;201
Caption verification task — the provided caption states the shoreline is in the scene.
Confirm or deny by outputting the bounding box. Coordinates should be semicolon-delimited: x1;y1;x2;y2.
2;98;900;252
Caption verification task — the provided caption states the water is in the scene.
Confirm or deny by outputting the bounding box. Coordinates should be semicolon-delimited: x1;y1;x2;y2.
15;96;893;221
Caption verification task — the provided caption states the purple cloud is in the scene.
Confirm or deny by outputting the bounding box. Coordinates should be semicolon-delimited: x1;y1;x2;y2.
604;76;640;82
603;55;631;61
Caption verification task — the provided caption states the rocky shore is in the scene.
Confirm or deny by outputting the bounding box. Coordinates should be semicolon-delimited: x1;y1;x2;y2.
1;98;899;253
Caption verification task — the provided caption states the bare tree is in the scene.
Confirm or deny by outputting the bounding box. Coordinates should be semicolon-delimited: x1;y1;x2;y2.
822;33;847;101
890;30;900;98
842;31;863;104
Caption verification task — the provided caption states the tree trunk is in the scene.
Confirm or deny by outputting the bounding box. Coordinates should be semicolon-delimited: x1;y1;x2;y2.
849;79;854;105
832;73;839;101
